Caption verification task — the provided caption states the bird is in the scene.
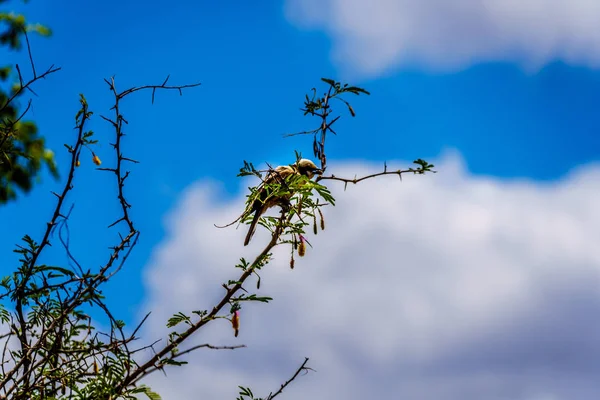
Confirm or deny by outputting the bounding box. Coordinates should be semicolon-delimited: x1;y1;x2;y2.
243;159;322;246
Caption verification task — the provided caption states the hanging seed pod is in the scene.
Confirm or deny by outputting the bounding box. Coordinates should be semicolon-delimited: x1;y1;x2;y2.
318;208;325;230
92;154;101;166
298;240;306;257
231;311;240;337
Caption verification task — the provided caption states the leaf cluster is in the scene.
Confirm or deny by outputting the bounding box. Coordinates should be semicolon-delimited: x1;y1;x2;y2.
0;0;58;204
1;234;140;399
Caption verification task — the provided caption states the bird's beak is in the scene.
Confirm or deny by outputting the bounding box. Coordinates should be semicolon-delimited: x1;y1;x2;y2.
314;168;323;175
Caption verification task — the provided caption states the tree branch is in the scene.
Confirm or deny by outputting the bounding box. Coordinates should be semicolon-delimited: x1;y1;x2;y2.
266;357;313;400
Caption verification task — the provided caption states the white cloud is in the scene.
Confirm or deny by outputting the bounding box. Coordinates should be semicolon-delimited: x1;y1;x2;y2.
139;152;600;400
284;0;600;76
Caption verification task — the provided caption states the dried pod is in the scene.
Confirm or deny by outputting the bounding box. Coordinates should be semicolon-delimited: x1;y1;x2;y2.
298;240;306;257
318;208;325;230
231;311;240;337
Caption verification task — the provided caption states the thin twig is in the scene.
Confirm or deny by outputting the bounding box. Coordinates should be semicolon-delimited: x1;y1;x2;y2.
266;358;313;400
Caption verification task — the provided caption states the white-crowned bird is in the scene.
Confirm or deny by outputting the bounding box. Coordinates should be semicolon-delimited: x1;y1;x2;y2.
244;159;321;246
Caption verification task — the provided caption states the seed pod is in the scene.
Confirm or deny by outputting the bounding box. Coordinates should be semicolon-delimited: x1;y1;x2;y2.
231;311;240;337
290;256;295;270
92;154;101;166
318;208;325;230
298;240;306;257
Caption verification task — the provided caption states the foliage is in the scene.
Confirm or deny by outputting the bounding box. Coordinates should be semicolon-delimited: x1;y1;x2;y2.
0;0;58;204
0;14;435;397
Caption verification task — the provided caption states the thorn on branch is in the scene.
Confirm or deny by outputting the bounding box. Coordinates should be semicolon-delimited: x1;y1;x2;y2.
121;157;139;164
108;217;126;229
26;86;39;97
99;115;118;127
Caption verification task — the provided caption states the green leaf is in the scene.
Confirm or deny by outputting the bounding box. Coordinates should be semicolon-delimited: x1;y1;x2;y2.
0;305;9;323
27;23;52;37
161;359;188;366
320;77;336;87
37;265;75;277
345;86;371;95
166;312;191;328
133;385;162;400
192;309;207;318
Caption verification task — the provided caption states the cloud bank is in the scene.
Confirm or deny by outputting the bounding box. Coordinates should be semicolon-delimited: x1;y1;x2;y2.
140;152;600;400
284;0;600;76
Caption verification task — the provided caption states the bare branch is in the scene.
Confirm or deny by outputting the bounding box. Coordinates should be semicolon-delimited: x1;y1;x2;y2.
0;64;61;114
316;165;436;187
114;75;201;104
266;358;313;400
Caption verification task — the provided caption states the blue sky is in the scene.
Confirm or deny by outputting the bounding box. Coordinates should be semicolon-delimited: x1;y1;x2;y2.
2;1;600;399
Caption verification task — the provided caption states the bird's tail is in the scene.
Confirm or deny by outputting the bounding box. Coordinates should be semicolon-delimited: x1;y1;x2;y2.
244;209;261;246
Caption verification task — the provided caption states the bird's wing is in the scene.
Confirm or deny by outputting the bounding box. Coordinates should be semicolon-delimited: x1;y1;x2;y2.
243;165;302;246
247;165;296;212
266;165;296;183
